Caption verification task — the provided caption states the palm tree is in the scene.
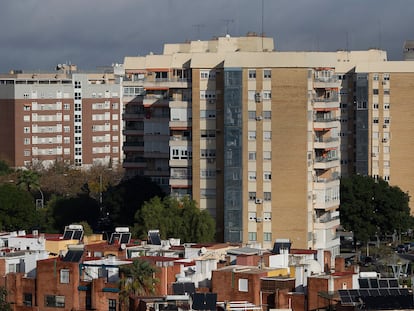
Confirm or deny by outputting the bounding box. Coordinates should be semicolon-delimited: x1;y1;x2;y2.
17;169;40;192
118;259;159;311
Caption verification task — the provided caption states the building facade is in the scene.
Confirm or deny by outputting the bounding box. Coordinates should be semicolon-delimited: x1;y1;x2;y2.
0;65;123;169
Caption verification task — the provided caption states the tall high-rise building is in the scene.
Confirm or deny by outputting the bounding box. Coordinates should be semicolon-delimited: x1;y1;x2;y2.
121;35;391;260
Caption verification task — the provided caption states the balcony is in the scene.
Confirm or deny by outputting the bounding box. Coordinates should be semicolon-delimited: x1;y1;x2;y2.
169;178;192;188
314;156;340;170
313;176;340;191
169;158;191;167
144;78;191;89
123;158;147;168
314;136;339;150
122;141;144;152
313;76;340;89
122;113;145;120
169;120;192;130
123;129;144;136
143;150;169;159
313;118;339;130
313;197;340;210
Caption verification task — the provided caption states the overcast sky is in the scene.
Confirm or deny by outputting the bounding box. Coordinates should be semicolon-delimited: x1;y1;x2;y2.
0;0;412;72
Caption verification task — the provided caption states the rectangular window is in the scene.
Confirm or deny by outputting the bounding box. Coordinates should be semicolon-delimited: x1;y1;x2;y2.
45;295;65;308
384;117;390;124
63;103;70;110
263;151;271;160
264;131;271;140
248;131;256;140
248;70;256;79
248;232;257;241
248;192;256;201
109;299;117;311
264;172;272;180
263;91;271;100
60;269;70;284
24;138;30;145
248;212;257;221
248;152;256;161
262;111;271;119
248;111;256;120
373;89;379;95
238;278;248;292
248;171;256;180
264;192;271;201
384;103;390;110
23;293;32;306
263;69;271;79
74;92;81;100
264;232;272;242
263;212;272;221
384;89;390;95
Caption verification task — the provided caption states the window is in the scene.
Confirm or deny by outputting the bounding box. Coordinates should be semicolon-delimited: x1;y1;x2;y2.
249;212;257;221
262;111;271;119
263;91;271;100
75;115;82;122
248;131;256;140
24;138;30;145
24;127;30;133
248;70;256;79
373;118;379;124
373;89;379;95
384;89;390;95
264;172;272;180
383;73;390;81
23;293;32;306
384;117;390;124
264;192;271;201
248;171;256;180
248;192;256;201
24;115;30;122
384;160;390;167
74;92;81;100
373;73;379;81
75;147;82;156
109;299;117;311
24;105;31;111
60;269;70;284
263;69;271;79
74;81;81;88
45;295;65;308
200;110;216;118
238;278;248;292
248;232;257;241
373;103;378;109
263;212;272;221
248;111;256;120
263;151;271;160
248;152;256;160
264;131;271;140
75;126;81;133
264;232;272;242
24;150;30;156
384;103;390;110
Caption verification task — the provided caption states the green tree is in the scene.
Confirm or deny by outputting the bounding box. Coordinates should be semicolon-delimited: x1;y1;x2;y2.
134;196;216;242
17;169;41;192
0;287;11;311
340;174;411;244
0;183;38;231
0;160;11;176
119;259;159;310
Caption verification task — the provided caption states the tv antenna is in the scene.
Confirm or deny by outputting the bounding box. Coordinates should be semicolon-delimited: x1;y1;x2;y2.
192;24;205;39
222;19;234;35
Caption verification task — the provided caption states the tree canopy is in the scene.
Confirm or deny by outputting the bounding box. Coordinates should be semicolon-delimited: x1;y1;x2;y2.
0;183;39;231
134;196;216;243
340;174;412;243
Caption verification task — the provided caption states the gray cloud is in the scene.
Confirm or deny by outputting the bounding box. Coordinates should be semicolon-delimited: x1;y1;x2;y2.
0;0;412;71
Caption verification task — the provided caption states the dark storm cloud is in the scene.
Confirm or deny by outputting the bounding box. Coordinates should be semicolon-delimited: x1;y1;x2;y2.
0;0;412;71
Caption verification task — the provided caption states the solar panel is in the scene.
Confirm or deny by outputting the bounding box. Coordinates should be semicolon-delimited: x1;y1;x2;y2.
369;278;379;288
72;230;84;240
400;288;410;296
172;283;185;295
63;229;74;240
389;288;400;296
120;233;131;244
389;279;399;288
379;279;389;288
62;250;83;262
148;231;161;245
358;278;370;288
369;289;380;297
205;293;217;311
184;282;196;295
192;293;205;310
379;288;390;296
359;289;369;297
109;233;121;244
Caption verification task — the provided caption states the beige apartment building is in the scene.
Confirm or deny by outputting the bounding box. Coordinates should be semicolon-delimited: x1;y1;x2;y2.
0;65;123;169
120;34;398;260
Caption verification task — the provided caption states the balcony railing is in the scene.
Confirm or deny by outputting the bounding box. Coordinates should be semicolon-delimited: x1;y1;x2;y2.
314;137;339;143
313;95;339;102
315;156;339;163
314;117;337;123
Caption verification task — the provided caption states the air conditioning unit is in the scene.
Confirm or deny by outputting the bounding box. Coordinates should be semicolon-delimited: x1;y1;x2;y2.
256;217;263;223
255;198;263;204
382;138;388;143
255;116;263;121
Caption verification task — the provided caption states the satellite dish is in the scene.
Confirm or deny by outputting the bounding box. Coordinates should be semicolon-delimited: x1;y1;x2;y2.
120;243;126;250
199;247;207;255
